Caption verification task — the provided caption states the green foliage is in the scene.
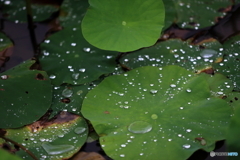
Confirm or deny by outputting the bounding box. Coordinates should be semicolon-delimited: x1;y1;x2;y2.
0;149;23;160
40;27;117;86
81;0;165;52
1;0;240;159
2;111;88;160
82;65;232;160
0;60;52;128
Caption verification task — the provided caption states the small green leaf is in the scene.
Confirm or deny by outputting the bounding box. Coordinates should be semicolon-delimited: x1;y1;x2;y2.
82;65;231;160
82;0;165;52
0;60;52;128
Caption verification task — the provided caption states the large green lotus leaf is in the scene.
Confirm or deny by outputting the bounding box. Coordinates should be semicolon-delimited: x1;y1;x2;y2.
173;0;232;29
120;39;223;72
81;0;165;52
82;65;231;160
50;81;99;116
1;111;88;160
0;60;52;128
1;0;59;22
40;27;117;85
213;35;240;91
0;149;23;160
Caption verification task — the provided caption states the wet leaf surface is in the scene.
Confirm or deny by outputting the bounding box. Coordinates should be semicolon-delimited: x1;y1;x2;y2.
82;65;232;160
81;0;165;52
120;39;223;73
50;81;99;116
173;0;232;29
39;0;118;85
213;35;240;91
0;60;52;128
1;111;88;160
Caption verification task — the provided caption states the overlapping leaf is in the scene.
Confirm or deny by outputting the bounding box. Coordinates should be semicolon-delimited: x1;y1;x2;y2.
82;65;231;160
0;60;52;128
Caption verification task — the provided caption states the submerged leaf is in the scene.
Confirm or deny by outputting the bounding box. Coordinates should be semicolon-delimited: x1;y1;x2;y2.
82;65;231;160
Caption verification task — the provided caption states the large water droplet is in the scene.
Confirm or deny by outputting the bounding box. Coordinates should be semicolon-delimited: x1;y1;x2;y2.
42;143;74;155
62;88;73;98
186;129;192;132
128;121;152;134
150;89;158;94
170;84;176;88
186;88;192;93
200;49;217;59
49;75;56;79
182;144;191;149
74;127;86;134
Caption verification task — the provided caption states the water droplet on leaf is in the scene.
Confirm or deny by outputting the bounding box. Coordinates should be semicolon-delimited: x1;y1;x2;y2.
41;143;74;155
62;88;73;98
150;89;158;94
200;49;217;59
182;144;191;149
74;127;86;134
128;121;152;134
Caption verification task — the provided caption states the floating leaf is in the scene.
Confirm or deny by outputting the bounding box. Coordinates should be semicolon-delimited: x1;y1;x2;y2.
1;111;88;160
213;35;240;91
120;39;223;73
0;60;52;128
82;65;231;160
81;0;165;52
40;27;117;85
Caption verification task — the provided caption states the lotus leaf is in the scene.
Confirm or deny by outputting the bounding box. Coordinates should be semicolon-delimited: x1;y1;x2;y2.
0;60;52;128
40;27;117;86
82;65;231;160
81;0;165;52
173;0;232;29
213;35;240;91
1;111;88;160
120;39;223;73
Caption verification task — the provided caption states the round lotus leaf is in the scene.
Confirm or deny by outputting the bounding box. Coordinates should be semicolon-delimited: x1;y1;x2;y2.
1;111;88;160
81;0;165;52
0;60;52;128
82;65;231;160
